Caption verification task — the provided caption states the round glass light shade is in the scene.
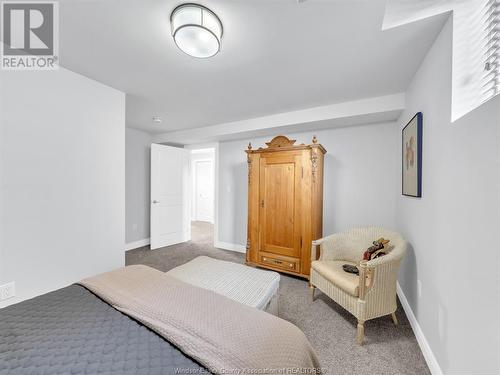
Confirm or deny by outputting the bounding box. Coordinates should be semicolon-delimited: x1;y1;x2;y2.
171;4;223;58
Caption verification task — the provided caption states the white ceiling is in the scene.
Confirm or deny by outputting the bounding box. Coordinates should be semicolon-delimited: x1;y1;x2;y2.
58;0;448;134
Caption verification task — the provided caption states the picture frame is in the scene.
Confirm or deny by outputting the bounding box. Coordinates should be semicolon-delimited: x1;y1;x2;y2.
402;112;423;197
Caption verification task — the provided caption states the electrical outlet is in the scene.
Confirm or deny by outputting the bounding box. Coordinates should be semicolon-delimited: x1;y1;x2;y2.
417;280;422;299
0;282;15;301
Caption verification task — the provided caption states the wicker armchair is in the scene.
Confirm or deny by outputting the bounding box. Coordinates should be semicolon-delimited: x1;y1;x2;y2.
310;227;407;345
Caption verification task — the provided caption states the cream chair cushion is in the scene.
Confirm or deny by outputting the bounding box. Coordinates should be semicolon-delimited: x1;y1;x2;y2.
311;260;359;297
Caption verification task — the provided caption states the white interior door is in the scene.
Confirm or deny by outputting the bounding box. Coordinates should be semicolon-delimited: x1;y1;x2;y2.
194;160;214;222
150;144;190;249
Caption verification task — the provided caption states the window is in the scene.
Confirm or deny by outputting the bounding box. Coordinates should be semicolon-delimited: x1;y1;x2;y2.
483;0;499;100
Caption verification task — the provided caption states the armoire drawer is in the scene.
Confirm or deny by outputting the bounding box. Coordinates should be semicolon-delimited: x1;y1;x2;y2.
260;253;300;273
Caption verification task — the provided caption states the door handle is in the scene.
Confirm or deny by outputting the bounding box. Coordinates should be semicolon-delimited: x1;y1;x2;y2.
152;200;160;204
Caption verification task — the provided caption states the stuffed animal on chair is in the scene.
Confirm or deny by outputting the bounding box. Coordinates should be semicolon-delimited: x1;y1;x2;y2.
343;238;391;275
362;237;390;261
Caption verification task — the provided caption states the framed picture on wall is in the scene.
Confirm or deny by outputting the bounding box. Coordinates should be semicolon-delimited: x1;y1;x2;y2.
402;112;423;197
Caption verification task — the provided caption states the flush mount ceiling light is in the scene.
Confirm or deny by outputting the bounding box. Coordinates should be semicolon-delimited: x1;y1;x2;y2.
170;4;223;58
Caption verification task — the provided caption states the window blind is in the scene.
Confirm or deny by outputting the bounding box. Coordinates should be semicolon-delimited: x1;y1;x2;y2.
483;0;499;100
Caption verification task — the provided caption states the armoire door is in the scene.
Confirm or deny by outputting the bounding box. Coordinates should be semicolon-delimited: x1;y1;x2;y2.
259;152;303;258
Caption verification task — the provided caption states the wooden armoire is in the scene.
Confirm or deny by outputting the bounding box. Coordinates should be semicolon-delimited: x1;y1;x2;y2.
245;135;326;279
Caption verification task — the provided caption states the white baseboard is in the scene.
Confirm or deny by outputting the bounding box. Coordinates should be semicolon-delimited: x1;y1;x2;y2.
397;283;443;375
214;241;246;253
125;238;150;251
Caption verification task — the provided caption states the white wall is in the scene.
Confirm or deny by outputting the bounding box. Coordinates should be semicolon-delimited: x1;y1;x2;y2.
126;128;151;244
395;18;500;375
0;68;125;308
218;122;397;246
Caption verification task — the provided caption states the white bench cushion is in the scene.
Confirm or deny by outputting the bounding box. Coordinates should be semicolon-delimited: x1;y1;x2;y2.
166;256;280;311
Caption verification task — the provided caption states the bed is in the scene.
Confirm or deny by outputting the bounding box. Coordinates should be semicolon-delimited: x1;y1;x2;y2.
0;265;319;374
0;285;204;374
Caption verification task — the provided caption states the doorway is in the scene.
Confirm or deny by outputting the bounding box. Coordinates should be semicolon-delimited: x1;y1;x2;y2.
190;148;215;244
193;159;214;222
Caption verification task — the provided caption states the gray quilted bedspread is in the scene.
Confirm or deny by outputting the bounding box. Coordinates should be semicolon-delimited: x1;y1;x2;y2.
0;285;206;374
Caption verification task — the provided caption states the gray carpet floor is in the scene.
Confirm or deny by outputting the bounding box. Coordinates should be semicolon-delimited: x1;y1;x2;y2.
126;221;430;375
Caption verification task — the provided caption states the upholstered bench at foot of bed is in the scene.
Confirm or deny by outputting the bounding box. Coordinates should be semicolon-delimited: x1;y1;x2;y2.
166;256;281;315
